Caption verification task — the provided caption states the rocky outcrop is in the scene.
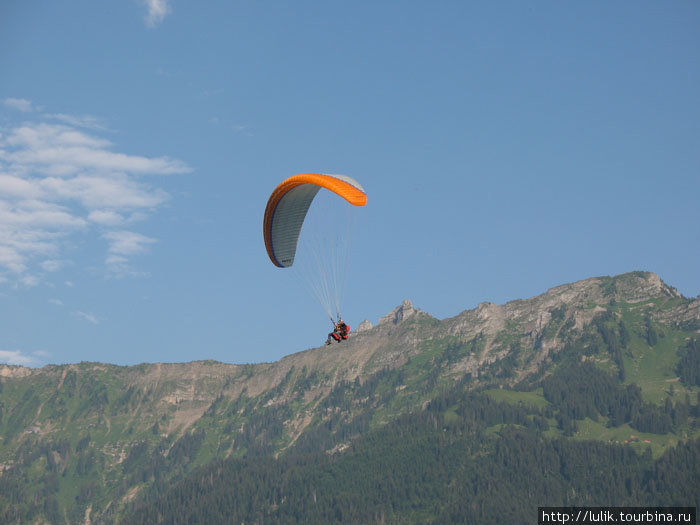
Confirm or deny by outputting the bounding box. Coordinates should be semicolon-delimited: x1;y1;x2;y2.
605;271;680;303
356;320;373;332
378;299;423;325
657;297;700;331
0;365;34;378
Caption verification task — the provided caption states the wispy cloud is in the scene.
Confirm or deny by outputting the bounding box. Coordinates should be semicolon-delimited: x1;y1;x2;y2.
144;0;171;28
0;99;191;285
202;88;224;97
233;124;254;137
88;209;125;226
155;67;180;78
41;259;68;272
0;349;39;366
45;113;110;131
48;298;64;306
103;230;157;277
3;98;37;112
3;122;189;175
103;230;157;256
73;311;99;324
20;274;40;287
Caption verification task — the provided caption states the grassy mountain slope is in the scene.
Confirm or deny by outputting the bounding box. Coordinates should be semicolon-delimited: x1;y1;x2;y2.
0;271;698;523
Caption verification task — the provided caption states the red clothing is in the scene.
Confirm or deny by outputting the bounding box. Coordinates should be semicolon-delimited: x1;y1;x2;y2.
327;322;350;343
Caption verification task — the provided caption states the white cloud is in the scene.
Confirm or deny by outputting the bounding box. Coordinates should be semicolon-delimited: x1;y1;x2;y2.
3;123;190;175
144;0;171;28
104;230;157;255
104;255;132;277
0;199;84;276
5;122;109;150
0;349;39;366
106;254;129;266
0;105;190;285
102;230;157;277
45;113;109;131
19;274;40;287
48;298;64;306
0;244;28;273
0;199;87;229
88;209;124;226
0;225;64;274
41;259;67;272
3;98;36;112
0;174;41;199
73;311;99;324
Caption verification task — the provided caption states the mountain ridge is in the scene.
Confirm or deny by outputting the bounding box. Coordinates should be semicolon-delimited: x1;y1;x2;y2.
1;270;699;523
0;270;692;377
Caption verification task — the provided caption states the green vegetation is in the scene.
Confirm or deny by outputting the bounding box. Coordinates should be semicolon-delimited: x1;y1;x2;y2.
123;394;699;525
677;338;700;387
0;271;698;523
483;387;549;409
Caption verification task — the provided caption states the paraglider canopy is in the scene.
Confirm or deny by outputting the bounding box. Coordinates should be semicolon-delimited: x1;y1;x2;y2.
263;173;366;322
263;173;366;268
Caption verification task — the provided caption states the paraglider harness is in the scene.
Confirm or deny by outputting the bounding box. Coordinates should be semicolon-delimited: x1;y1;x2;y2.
326;319;350;345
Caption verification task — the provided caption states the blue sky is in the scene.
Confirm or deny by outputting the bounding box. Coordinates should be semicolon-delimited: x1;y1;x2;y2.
1;1;699;367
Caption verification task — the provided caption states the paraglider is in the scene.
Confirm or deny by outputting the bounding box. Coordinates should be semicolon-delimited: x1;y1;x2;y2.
326;318;350;345
263;173;366;343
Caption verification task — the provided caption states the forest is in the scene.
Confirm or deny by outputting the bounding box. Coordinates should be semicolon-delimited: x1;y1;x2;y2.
123;389;700;524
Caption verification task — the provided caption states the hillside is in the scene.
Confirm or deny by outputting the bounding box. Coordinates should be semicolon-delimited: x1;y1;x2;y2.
1;271;699;524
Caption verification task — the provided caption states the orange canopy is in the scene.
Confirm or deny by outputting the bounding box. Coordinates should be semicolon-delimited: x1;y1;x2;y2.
263;173;366;267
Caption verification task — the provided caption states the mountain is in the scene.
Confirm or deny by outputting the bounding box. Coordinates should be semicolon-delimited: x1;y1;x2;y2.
1;271;699;524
